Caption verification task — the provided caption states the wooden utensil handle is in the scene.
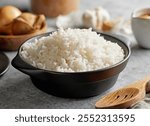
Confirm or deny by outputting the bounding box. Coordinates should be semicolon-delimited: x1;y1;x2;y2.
126;75;150;92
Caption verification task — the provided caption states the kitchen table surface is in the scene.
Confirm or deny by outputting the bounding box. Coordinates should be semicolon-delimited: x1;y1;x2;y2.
1;0;150;109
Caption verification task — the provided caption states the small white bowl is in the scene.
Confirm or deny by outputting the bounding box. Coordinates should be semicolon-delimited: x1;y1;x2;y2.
131;8;150;48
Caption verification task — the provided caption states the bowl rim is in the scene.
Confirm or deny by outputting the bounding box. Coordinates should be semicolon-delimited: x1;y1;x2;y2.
132;7;150;20
17;31;131;74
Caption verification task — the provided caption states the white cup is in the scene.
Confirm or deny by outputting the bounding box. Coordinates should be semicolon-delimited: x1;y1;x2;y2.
131;8;150;48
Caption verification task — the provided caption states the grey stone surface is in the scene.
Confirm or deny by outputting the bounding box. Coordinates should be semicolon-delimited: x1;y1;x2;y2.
1;0;150;108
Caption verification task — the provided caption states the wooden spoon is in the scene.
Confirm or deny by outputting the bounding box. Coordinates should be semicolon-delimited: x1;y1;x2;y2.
95;76;150;109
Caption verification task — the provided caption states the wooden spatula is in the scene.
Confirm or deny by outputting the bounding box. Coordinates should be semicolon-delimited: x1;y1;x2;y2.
95;76;150;109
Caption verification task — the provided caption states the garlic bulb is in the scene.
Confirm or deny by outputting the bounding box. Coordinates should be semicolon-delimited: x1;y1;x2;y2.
82;7;111;31
82;10;97;29
56;12;82;28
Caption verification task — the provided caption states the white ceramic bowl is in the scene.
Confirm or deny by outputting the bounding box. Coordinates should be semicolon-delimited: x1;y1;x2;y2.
131;8;150;48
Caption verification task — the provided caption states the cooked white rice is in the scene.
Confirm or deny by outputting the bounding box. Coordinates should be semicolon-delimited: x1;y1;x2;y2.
21;28;124;72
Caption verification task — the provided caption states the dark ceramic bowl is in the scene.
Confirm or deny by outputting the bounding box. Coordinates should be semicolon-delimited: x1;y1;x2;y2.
12;32;131;98
0;52;9;76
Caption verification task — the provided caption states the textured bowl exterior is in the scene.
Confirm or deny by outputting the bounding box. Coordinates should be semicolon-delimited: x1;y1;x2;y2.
0;52;9;76
31;75;119;98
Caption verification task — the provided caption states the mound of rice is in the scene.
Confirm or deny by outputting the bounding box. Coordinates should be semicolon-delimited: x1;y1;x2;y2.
21;28;124;72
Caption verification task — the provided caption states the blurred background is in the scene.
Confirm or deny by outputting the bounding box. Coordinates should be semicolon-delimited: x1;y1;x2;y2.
0;0;150;18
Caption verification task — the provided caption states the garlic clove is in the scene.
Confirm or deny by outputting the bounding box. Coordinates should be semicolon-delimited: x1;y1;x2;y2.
82;10;97;29
82;6;111;31
95;7;110;22
102;21;115;32
56;12;82;29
